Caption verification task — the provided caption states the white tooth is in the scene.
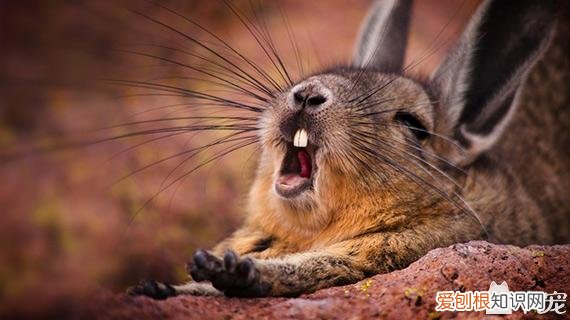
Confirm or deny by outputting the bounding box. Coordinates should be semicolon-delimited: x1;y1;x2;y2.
293;129;302;147
293;128;308;147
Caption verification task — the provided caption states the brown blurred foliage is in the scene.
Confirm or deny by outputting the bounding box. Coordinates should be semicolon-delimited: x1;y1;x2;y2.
0;0;479;317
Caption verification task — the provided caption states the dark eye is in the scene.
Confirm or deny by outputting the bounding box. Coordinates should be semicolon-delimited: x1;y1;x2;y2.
394;111;429;140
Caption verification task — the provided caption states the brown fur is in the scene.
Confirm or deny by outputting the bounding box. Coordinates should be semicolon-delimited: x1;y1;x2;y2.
130;0;569;299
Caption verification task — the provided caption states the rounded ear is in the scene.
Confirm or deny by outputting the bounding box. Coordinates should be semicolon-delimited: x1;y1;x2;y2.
429;0;557;166
352;0;413;73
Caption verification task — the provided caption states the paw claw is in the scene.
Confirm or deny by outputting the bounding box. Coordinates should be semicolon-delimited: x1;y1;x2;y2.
242;258;257;284
189;264;206;282
193;249;210;269
223;250;238;272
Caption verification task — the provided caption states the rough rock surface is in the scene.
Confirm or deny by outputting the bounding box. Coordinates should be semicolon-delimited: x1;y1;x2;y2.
79;241;569;319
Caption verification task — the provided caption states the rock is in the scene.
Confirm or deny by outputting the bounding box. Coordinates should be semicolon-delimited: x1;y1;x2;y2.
67;241;570;319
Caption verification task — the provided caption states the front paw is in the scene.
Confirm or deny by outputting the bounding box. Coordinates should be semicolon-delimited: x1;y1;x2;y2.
127;279;176;300
187;249;271;297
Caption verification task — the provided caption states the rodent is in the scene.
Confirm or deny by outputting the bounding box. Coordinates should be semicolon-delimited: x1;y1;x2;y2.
128;0;570;299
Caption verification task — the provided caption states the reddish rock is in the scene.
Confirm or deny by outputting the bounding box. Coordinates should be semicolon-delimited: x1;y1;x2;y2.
72;241;570;319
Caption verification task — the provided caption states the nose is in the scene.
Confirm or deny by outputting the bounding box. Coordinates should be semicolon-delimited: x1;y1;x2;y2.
290;84;328;109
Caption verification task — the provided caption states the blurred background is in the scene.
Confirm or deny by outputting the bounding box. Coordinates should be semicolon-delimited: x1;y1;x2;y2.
0;0;479;317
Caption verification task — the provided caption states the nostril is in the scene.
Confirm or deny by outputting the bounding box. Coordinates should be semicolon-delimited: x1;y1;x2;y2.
294;92;305;104
307;95;327;107
291;85;329;109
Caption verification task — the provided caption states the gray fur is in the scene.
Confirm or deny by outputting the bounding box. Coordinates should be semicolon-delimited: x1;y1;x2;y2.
353;0;413;72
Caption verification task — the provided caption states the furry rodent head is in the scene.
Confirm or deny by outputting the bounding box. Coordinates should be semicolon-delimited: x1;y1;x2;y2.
248;0;557;236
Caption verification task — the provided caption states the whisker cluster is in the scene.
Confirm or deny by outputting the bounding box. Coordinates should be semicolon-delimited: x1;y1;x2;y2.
1;0;486;235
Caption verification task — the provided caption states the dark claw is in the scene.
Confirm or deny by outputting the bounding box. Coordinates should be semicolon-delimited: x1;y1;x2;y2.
127;279;176;300
189;264;206;282
223;250;238;273
243;258;257;284
193;250;208;268
234;257;256;286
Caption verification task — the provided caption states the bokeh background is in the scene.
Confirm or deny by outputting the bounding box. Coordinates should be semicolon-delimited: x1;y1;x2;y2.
0;0;479;316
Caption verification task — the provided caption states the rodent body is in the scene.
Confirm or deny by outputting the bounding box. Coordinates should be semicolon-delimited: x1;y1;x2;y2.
130;0;569;298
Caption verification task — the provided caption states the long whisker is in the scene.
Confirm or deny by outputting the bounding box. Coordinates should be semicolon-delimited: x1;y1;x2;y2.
104;79;264;113
223;0;293;87
348;132;488;236
154;135;258;195
128;42;276;98
353;98;435;116
127;137;259;225
100;116;258;130
115;49;270;103
401;0;467;75
129;9;279;97
277;2;304;79
147;1;285;93
353;121;467;173
113;131;257;188
350;127;463;189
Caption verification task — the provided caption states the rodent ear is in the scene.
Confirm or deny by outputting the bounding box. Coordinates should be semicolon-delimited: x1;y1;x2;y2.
352;0;413;72
429;0;557;166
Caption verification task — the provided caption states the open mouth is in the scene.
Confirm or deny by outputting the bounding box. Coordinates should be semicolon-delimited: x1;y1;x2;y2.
275;129;317;198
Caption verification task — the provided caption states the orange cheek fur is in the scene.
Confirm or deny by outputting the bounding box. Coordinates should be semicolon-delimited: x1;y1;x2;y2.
244;149;419;250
